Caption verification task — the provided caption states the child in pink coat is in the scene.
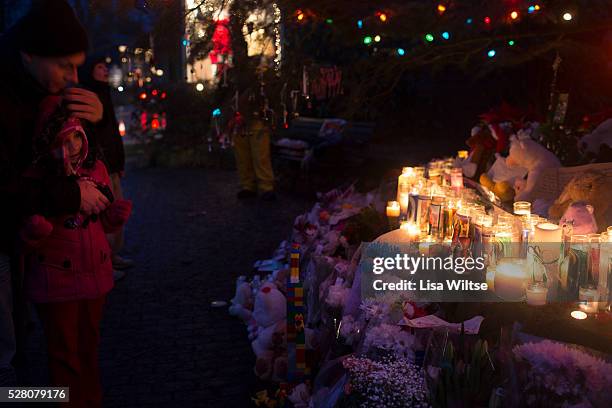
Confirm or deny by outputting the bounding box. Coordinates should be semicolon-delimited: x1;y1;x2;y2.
20;95;131;407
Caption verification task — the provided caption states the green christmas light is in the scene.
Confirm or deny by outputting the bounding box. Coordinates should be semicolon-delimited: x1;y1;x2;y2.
326;18;333;24
363;36;373;45
425;33;434;42
508;40;515;46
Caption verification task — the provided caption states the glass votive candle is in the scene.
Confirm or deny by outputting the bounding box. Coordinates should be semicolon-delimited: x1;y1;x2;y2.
513;201;531;214
386;201;400;229
526;282;548;306
450;167;463;190
495;258;528;301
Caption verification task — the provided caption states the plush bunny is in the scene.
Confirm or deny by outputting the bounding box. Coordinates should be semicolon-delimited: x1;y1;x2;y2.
506;133;561;201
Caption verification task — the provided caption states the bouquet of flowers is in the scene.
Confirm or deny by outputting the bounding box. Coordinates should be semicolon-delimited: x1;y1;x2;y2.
341;356;430;408
513;340;612;407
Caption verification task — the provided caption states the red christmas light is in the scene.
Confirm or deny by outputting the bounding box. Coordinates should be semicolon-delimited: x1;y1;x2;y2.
484;16;491;24
139;92;147;100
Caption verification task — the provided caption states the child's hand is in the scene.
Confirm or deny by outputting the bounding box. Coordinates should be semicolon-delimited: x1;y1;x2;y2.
105;199;132;226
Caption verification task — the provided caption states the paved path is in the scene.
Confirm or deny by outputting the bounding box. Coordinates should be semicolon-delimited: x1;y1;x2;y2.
22;165;312;407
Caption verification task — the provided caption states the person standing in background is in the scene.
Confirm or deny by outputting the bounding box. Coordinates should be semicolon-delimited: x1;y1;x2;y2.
228;87;276;201
81;56;134;280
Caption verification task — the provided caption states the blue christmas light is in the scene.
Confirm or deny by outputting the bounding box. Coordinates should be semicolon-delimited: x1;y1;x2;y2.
487;49;496;58
466;18;473;24
397;48;405;56
357;20;363;29
441;31;450;40
182;39;189;46
212;108;221;117
528;6;535;13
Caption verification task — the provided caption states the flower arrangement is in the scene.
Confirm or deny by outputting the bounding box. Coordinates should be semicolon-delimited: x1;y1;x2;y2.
341;356;430;408
513;340;612;407
363;323;416;361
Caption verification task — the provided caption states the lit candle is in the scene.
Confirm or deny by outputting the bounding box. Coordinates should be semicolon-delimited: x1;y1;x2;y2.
513;201;531;217
526;282;548;306
534;223;562;262
400;221;420;241
386;201;401;217
570;310;587;320
450;167;463;190
494;258;528;300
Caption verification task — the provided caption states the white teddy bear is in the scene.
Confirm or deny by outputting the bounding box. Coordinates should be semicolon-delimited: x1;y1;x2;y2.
251;282;288;381
506;132;561;201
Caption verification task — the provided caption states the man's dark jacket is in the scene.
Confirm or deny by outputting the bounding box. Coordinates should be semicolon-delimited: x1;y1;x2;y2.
80;75;125;175
0;36;80;253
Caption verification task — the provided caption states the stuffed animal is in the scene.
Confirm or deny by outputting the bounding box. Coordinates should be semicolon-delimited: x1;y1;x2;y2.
228;276;254;324
560;201;598;235
479;173;515;203
464;125;496;179
251;282;288;381
549;170;612;229
506;134;561;201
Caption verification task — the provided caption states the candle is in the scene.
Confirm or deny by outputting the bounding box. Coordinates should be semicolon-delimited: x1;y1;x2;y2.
578;286;599;313
457;150;469;159
397;167;415;204
450;167;463;190
534;222;561;242
571;310;588;320
513;201;531;216
526;282;548;306
534;223;562;263
495;258;528;301
400;221;420;241
386;201;400;218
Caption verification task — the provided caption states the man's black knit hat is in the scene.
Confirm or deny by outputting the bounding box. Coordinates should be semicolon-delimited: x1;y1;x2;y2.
11;0;89;57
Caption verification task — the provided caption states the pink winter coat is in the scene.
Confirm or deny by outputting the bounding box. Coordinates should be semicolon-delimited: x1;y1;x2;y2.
22;97;131;303
24;160;118;303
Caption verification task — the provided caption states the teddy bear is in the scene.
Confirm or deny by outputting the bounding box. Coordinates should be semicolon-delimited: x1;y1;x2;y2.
505;133;561;202
251;282;288;381
559;201;598;235
549;170;612;230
